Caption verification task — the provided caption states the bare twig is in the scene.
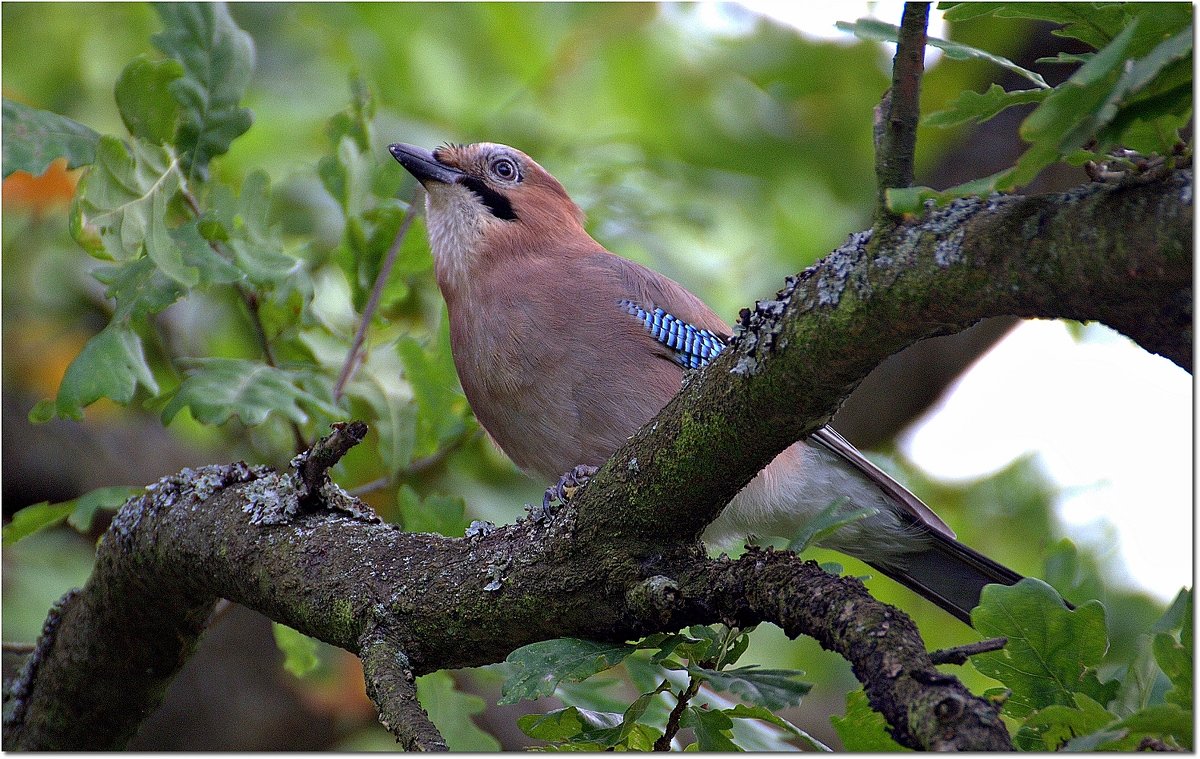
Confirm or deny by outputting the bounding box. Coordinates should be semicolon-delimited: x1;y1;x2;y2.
348;426;480;497
295;420;369;496
874;2;929;214
334;185;427;401
928;637;1008;665
2;642;36;655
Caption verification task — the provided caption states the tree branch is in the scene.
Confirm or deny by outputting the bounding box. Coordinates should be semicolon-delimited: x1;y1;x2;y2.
929;637;1009;666
5;172;1189;750
359;628;448;751
675;550;1012;750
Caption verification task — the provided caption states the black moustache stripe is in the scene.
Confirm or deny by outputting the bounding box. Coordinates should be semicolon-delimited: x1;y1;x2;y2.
461;177;517;221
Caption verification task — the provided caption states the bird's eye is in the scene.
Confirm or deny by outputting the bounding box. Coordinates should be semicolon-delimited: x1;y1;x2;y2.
489;156;519;182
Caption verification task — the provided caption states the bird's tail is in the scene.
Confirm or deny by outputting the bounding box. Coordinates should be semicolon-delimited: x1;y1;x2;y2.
866;529;1025;625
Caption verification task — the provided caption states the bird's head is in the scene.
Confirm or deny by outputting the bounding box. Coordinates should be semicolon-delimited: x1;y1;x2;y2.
388;142;588;292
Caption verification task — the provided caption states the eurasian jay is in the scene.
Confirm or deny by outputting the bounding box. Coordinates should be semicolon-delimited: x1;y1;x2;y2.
389;141;1023;624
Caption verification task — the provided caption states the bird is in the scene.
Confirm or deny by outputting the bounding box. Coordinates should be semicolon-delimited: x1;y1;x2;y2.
388;140;1024;624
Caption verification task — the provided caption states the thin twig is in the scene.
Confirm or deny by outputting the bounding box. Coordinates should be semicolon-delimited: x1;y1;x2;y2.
348;426;480;497
334;185;427;401
874;2;929;214
654;676;701;751
2;642;36;655
928;637;1008;665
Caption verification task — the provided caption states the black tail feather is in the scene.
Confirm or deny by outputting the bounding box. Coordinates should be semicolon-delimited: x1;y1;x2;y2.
866;531;1025;625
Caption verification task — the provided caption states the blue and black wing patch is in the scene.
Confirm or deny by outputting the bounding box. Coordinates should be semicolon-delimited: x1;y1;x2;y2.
619;299;726;369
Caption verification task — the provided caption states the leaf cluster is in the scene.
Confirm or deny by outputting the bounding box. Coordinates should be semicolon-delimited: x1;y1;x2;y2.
969;581;1192;750
498;625;825;751
842;3;1192;210
3;3;472;549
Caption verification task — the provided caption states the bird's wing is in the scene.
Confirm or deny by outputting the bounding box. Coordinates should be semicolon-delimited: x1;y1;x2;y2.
810;426;956;539
597;253;732;369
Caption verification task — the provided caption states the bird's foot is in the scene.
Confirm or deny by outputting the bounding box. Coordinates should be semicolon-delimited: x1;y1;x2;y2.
529;464;599;522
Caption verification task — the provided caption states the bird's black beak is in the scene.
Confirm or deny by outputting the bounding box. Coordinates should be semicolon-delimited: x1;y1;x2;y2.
388;143;465;186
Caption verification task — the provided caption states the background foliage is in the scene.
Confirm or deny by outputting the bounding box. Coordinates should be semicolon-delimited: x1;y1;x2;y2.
2;2;1190;750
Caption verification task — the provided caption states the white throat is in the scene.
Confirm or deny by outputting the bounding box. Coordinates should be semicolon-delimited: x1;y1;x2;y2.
424;184;492;293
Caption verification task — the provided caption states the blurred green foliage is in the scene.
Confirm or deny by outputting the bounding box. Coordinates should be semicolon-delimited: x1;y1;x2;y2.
2;1;1190;751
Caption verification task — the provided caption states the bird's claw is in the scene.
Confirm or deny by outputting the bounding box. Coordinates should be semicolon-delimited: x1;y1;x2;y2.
532;464;599;520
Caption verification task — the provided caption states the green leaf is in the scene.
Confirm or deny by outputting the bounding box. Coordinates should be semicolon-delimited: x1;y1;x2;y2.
319;134;371;217
1096;30;1193;153
971;579;1117;719
1012;20;1141;187
224;171;299;286
344;355;417;477
542;684;669;749
2;98;100;178
1105;703;1193;750
722;627;753;668
1021;693;1117;751
668;625;721;664
397;316;466;458
1037;52;1095;65
152;2;255;177
786;497;876;554
1153;587;1191;634
499;638;637;705
1153;589;1192;711
355;201;421;311
1060;726;1131;751
724;703;832;752
66;485;145;532
2;501;73;546
169;219;245;286
943;3;1192;57
91;257;186;324
518;706;590;742
272;622;319;677
925;85;1049;129
830;689;909;752
114;55;184;144
1042;538;1105;607
325;71;375;154
519;705;629;748
160;358;344;427
885;168;1016;212
48;324;159;420
680;705;739;751
937;4;1123;50
684;665;811;711
1112;634;1166;717
835;18;1049;89
396;484;468;537
70;136;197;286
416;671;500;751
